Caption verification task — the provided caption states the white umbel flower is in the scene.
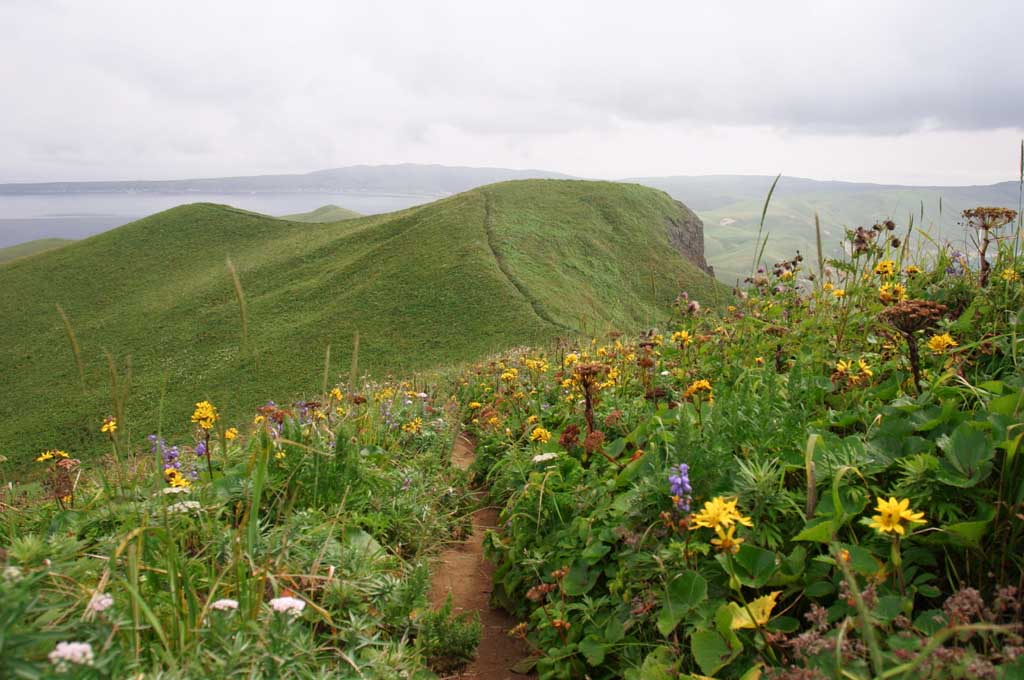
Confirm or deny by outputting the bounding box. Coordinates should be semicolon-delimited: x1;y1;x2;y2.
167;500;202;514
210;598;239;611
48;641;94;671
88;592;113;613
532;452;559;463
269;596;305;616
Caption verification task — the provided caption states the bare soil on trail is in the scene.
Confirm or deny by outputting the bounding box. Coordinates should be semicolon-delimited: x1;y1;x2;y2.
429;433;534;679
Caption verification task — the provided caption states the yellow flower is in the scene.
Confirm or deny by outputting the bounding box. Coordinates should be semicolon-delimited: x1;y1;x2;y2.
833;289;846;298
330;387;343;400
710;524;744;553
683;379;713;403
927;333;958;355
165;468;191;488
857;359;873;377
754;357;765;366
878;282;907;304
468;401;482;410
253;414;266;426
224;427;238;441
1001;268;1020;283
779;270;794;281
530;427;551;444
874;260;896;277
274;450;287;461
671;330;693;347
823;282;834;292
690;496;753;532
563;353;579;367
904;265;923;275
190;401;218;430
36;449;69;462
402;417;423;434
867;496;925;536
100;416;117;434
526;415;539;425
500;368;518;383
524;358;550;372
835;359;852;374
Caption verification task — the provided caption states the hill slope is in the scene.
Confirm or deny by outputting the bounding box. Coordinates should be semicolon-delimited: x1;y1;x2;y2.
0;180;724;464
281;204;362;222
0;237;73;264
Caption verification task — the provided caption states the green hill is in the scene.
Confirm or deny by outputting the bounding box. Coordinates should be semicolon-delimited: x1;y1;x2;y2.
280;204;362;222
0;237;74;264
0;180;724;466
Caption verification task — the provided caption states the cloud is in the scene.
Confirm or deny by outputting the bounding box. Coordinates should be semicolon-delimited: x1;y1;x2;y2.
0;0;1021;182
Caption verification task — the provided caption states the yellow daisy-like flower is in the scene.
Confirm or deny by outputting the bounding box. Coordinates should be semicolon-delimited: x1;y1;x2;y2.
526;415;539;425
710;524;744;553
823;282;834;292
833;289;846;298
683;379;713;404
927;333;958;355
330;387;343;401
857;359;873;377
100;416;117;434
874;260;896;277
690;496;753;532
191;401;218;430
671;330;693;347
835;359;852;374
867;496;925;536
468;401;482;410
563;353;579;368
1001;268;1020;283
754;357;765;366
904;265;923;275
36;449;69;463
253;414;266;426
402;417;423;434
224;427;238;441
878;282;907;304
530;427;552;444
500;368;518;383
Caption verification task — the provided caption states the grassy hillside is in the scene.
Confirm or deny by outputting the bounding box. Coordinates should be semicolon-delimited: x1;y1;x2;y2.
280;204;362;222
0;237;73;264
0;180;724;466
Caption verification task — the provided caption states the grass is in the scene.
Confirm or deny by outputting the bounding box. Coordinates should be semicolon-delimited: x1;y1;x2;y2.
0;238;74;264
0;180;725;470
279;204;362;222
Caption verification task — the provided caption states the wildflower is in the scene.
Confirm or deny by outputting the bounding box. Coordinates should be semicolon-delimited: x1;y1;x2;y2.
100;416;117;434
49;641;94;671
88;592;113;613
224;427;238;441
167;501;202;515
165;468;191;489
878;282;907;304
532;452;559;463
822;282;834;292
211;598;239;611
690;496;753;532
1001;268;1020;283
191;401;218;430
269;596;306;616
563;353;579;367
530;427;552;444
330;387;343;400
668;463;691;511
468;401;482;409
195;440;207;458
927;333;958;355
857;359;873;378
671;330;693;346
253;414;266;426
524;358;550;372
904;265;923;275
36;449;69;463
779;270;794;281
754;357;764;366
500;368;518;382
526;414;539;425
3;565;22;583
162;486;190;495
833;288;845;298
874;260;896;277
401;417;423;434
682;379;713;404
274;450;287;461
867;496;925;536
710;525;744;553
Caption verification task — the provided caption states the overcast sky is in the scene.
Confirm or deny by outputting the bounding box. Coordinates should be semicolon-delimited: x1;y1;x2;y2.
1;0;1022;185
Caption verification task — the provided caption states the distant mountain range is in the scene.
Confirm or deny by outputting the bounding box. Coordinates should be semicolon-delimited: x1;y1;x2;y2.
1;164;1020;282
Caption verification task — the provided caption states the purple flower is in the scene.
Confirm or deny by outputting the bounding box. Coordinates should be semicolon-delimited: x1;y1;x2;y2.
668;463;692;511
195;440;207;458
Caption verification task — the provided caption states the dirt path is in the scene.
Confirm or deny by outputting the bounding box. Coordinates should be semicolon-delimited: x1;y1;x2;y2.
429;433;534;679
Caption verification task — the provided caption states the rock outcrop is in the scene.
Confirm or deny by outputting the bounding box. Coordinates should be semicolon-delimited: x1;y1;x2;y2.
667;200;714;277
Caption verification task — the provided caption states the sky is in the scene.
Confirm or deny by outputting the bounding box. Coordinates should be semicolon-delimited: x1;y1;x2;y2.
1;0;1022;186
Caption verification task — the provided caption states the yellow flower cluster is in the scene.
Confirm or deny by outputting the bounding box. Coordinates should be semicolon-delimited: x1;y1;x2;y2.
835;358;873;385
1002;268;1021;283
904;265;923;275
524;358;549;373
691;496;753;554
100;416;117;434
878;282;907;304
330;387;344;400
874;260;896;277
191;401;218;430
867;496;925;536
927;333;958;355
530;427;551;444
682;379;713;404
165;467;191;488
563;353;579;368
401;417;423;434
224;427;238;441
500;368;519;383
36;449;70;463
468;401;482;410
671;330;693;347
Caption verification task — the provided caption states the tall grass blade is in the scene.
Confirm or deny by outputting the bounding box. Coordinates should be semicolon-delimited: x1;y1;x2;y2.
226;257;248;357
814;212;824;285
750;173;782;278
349;331;360;392
56;304;86;392
321;343;331;396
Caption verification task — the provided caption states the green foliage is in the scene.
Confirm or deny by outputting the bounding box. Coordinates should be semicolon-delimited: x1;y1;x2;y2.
414;594;483;673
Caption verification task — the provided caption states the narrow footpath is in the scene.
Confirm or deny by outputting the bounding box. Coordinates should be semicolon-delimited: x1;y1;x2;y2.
429;433;534;679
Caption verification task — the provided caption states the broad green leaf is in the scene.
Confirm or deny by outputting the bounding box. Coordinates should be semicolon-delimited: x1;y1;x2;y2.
792;519;833;543
657;570;708;635
579;636;606;666
691;630;739;677
936;422;993;487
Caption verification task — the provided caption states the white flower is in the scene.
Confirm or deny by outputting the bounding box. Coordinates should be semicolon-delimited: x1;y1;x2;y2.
417;392;428;399
48;641;94;671
210;598;239;611
88;592;113;613
167;500;202;514
660;370;671;376
532;452;559;463
162;486;190;495
269;596;305;616
2;565;22;583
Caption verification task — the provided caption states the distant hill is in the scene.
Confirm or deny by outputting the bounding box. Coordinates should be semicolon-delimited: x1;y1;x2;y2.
281;205;362;223
0;237;73;264
628;175;1022;283
0;163;573;196
0;180;724;464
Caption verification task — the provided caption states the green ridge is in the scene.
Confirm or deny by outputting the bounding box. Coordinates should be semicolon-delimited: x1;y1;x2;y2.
0;238;74;265
280;204;362;223
0;180;725;464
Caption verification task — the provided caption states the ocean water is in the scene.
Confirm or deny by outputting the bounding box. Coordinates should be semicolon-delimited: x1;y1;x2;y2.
0;192;434;248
